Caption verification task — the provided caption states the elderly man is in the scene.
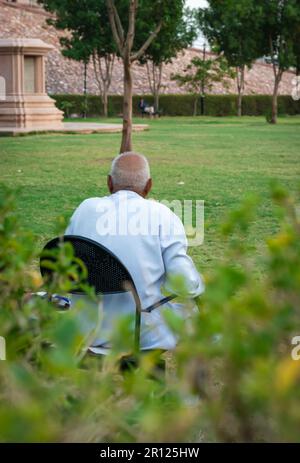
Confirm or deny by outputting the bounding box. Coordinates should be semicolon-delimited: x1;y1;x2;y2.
65;152;204;352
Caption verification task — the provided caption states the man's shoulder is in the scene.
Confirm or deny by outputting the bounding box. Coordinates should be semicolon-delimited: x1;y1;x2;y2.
146;199;185;239
74;196;110;214
147;199;181;220
79;196;108;206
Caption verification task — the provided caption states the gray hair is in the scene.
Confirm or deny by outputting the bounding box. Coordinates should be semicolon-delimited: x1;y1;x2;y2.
110;152;151;191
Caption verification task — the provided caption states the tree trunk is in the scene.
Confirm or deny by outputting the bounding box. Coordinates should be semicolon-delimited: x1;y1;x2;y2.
106;0;162;153
154;62;163;112
146;61;162;113
83;60;88;119
269;32;282;125
271;77;280;124
120;58;133;153
236;66;245;117
92;53;115;119
102;90;108;118
154;91;159;113
193;96;198;116
237;92;242;117
200;95;205;116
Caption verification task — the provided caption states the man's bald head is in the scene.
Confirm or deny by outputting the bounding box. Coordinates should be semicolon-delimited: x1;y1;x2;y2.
108;152;152;197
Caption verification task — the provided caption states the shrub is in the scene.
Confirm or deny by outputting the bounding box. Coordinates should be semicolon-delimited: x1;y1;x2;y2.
51;93;300;118
158;94;196;116
205;95;237;116
1;185;300;442
177;187;300;442
53;94;103;117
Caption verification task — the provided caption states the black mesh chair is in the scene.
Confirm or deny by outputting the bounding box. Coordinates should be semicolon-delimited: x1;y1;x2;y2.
40;235;175;356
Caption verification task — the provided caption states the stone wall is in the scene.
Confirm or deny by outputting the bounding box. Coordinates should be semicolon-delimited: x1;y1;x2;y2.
0;0;295;97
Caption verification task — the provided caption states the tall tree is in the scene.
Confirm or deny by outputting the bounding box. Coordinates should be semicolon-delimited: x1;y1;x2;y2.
171;54;235;116
107;1;194;152
40;0;116;118
198;0;263;117
107;0;186;152
138;5;197;113
259;0;300;124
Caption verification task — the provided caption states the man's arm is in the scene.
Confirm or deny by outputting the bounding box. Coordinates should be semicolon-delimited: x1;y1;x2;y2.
160;209;204;299
65;210;77;235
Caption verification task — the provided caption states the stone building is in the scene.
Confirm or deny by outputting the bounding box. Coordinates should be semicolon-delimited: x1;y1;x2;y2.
0;0;295;97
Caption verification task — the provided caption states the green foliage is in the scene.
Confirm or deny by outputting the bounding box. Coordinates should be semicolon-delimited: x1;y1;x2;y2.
0;186;194;442
59;100;75;118
39;0;117;117
171;55;236;114
198;0;300;120
136;2;197;111
257;0;300;123
203;94;239;116
138;2;197;66
265;108;273;124
52;93;300;117
259;0;300;72
198;0;265;116
199;0;263;69
53;94;103;117
1;182;300;442
39;0;116;61
293;21;300;74
195;187;300;442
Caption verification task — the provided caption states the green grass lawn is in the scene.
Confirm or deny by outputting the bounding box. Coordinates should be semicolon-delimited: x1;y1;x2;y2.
1;116;300;275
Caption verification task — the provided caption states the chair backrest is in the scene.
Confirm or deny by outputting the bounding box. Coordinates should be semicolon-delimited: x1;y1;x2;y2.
40;235;137;296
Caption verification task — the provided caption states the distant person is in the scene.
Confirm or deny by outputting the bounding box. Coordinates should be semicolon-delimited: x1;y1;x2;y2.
65;152;204;352
138;98;147;114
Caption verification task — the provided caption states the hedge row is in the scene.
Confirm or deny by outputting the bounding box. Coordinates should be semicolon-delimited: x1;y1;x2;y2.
51;93;300;118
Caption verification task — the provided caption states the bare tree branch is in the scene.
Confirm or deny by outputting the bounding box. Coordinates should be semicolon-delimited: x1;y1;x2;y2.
112;0;125;46
157;62;163;93
146;61;154;94
125;0;137;54
93;52;104;95
106;54;115;88
131;21;162;62
236;65;245;93
93;52;115;95
106;0;124;56
152;62;156;94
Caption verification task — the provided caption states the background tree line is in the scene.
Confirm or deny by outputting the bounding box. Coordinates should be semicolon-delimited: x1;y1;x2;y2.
39;0;300;151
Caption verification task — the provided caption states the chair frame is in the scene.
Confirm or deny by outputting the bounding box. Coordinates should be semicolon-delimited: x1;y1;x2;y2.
40;235;175;354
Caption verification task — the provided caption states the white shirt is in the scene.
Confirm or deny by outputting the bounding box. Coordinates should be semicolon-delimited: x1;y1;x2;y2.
65;190;204;351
